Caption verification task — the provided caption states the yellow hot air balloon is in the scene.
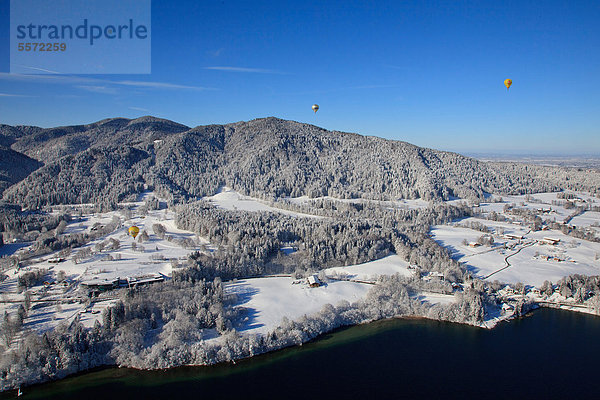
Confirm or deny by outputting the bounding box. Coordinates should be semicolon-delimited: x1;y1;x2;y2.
128;226;140;239
312;104;319;113
504;79;512;90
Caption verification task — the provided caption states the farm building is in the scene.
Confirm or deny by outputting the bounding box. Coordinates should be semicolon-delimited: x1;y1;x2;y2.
81;273;165;296
126;274;165;288
504;234;524;240
540;237;561;245
424;271;445;281
307;275;322;288
81;278;119;295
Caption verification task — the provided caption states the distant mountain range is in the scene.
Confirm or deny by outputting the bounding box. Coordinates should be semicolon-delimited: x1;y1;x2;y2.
467;153;600;169
1;116;598;208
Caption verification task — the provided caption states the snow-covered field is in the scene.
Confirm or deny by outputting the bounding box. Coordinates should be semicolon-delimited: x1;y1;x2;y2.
324;254;412;282
226;254;453;335
227;277;370;334
571;211;600;228
417;292;456;306
430;225;508;276
204;187;322;218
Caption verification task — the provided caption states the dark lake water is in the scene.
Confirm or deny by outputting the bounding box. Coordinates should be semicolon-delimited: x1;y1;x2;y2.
6;308;599;399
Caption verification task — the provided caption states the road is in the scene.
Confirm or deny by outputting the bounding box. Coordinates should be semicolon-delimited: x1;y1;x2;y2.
483;241;536;280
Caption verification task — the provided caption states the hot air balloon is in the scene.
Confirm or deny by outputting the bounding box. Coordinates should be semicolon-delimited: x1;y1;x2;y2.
129;226;140;239
312;104;319;113
504;79;512;90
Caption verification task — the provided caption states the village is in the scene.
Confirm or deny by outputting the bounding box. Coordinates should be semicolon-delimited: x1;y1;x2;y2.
431;191;600;319
0;192;202;333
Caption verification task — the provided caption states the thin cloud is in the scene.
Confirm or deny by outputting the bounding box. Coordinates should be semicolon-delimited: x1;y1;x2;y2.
76;85;119;95
204;66;285;74
0;73;215;91
0;72;72;83
115;80;213;91
129;106;150;112
11;64;61;74
207;48;224;57
0;93;34;97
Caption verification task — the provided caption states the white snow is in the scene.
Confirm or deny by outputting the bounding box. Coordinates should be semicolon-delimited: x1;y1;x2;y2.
226;277;371;334
571;211;600;229
417;292;456;306
226;254;450;335
324;254;412;282
204;187;322;218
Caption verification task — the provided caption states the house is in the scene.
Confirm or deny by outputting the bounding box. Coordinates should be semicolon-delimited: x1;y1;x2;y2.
502;303;515;314
503;286;516;295
307;275;321;288
541;237;560;246
423;271;445;282
468;242;481;248
504;234;524;240
126;274;165;288
430;272;445;280
48;257;66;263
81;278;119;296
407;265;420;275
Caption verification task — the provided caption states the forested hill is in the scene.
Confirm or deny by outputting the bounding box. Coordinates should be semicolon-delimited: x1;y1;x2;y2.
0;146;42;196
1;116;598;208
1;116;190;164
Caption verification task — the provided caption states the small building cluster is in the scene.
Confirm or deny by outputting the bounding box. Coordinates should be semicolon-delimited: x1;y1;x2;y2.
81;273;165;296
422;271;445;282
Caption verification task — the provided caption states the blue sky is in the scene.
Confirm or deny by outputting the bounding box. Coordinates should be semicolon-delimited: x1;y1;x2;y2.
1;0;599;155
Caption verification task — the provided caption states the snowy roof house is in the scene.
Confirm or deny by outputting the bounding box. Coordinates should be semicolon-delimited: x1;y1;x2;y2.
307;275;321;288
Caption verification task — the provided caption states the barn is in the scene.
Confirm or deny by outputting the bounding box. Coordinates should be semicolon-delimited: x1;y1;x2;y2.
307;275;321;288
